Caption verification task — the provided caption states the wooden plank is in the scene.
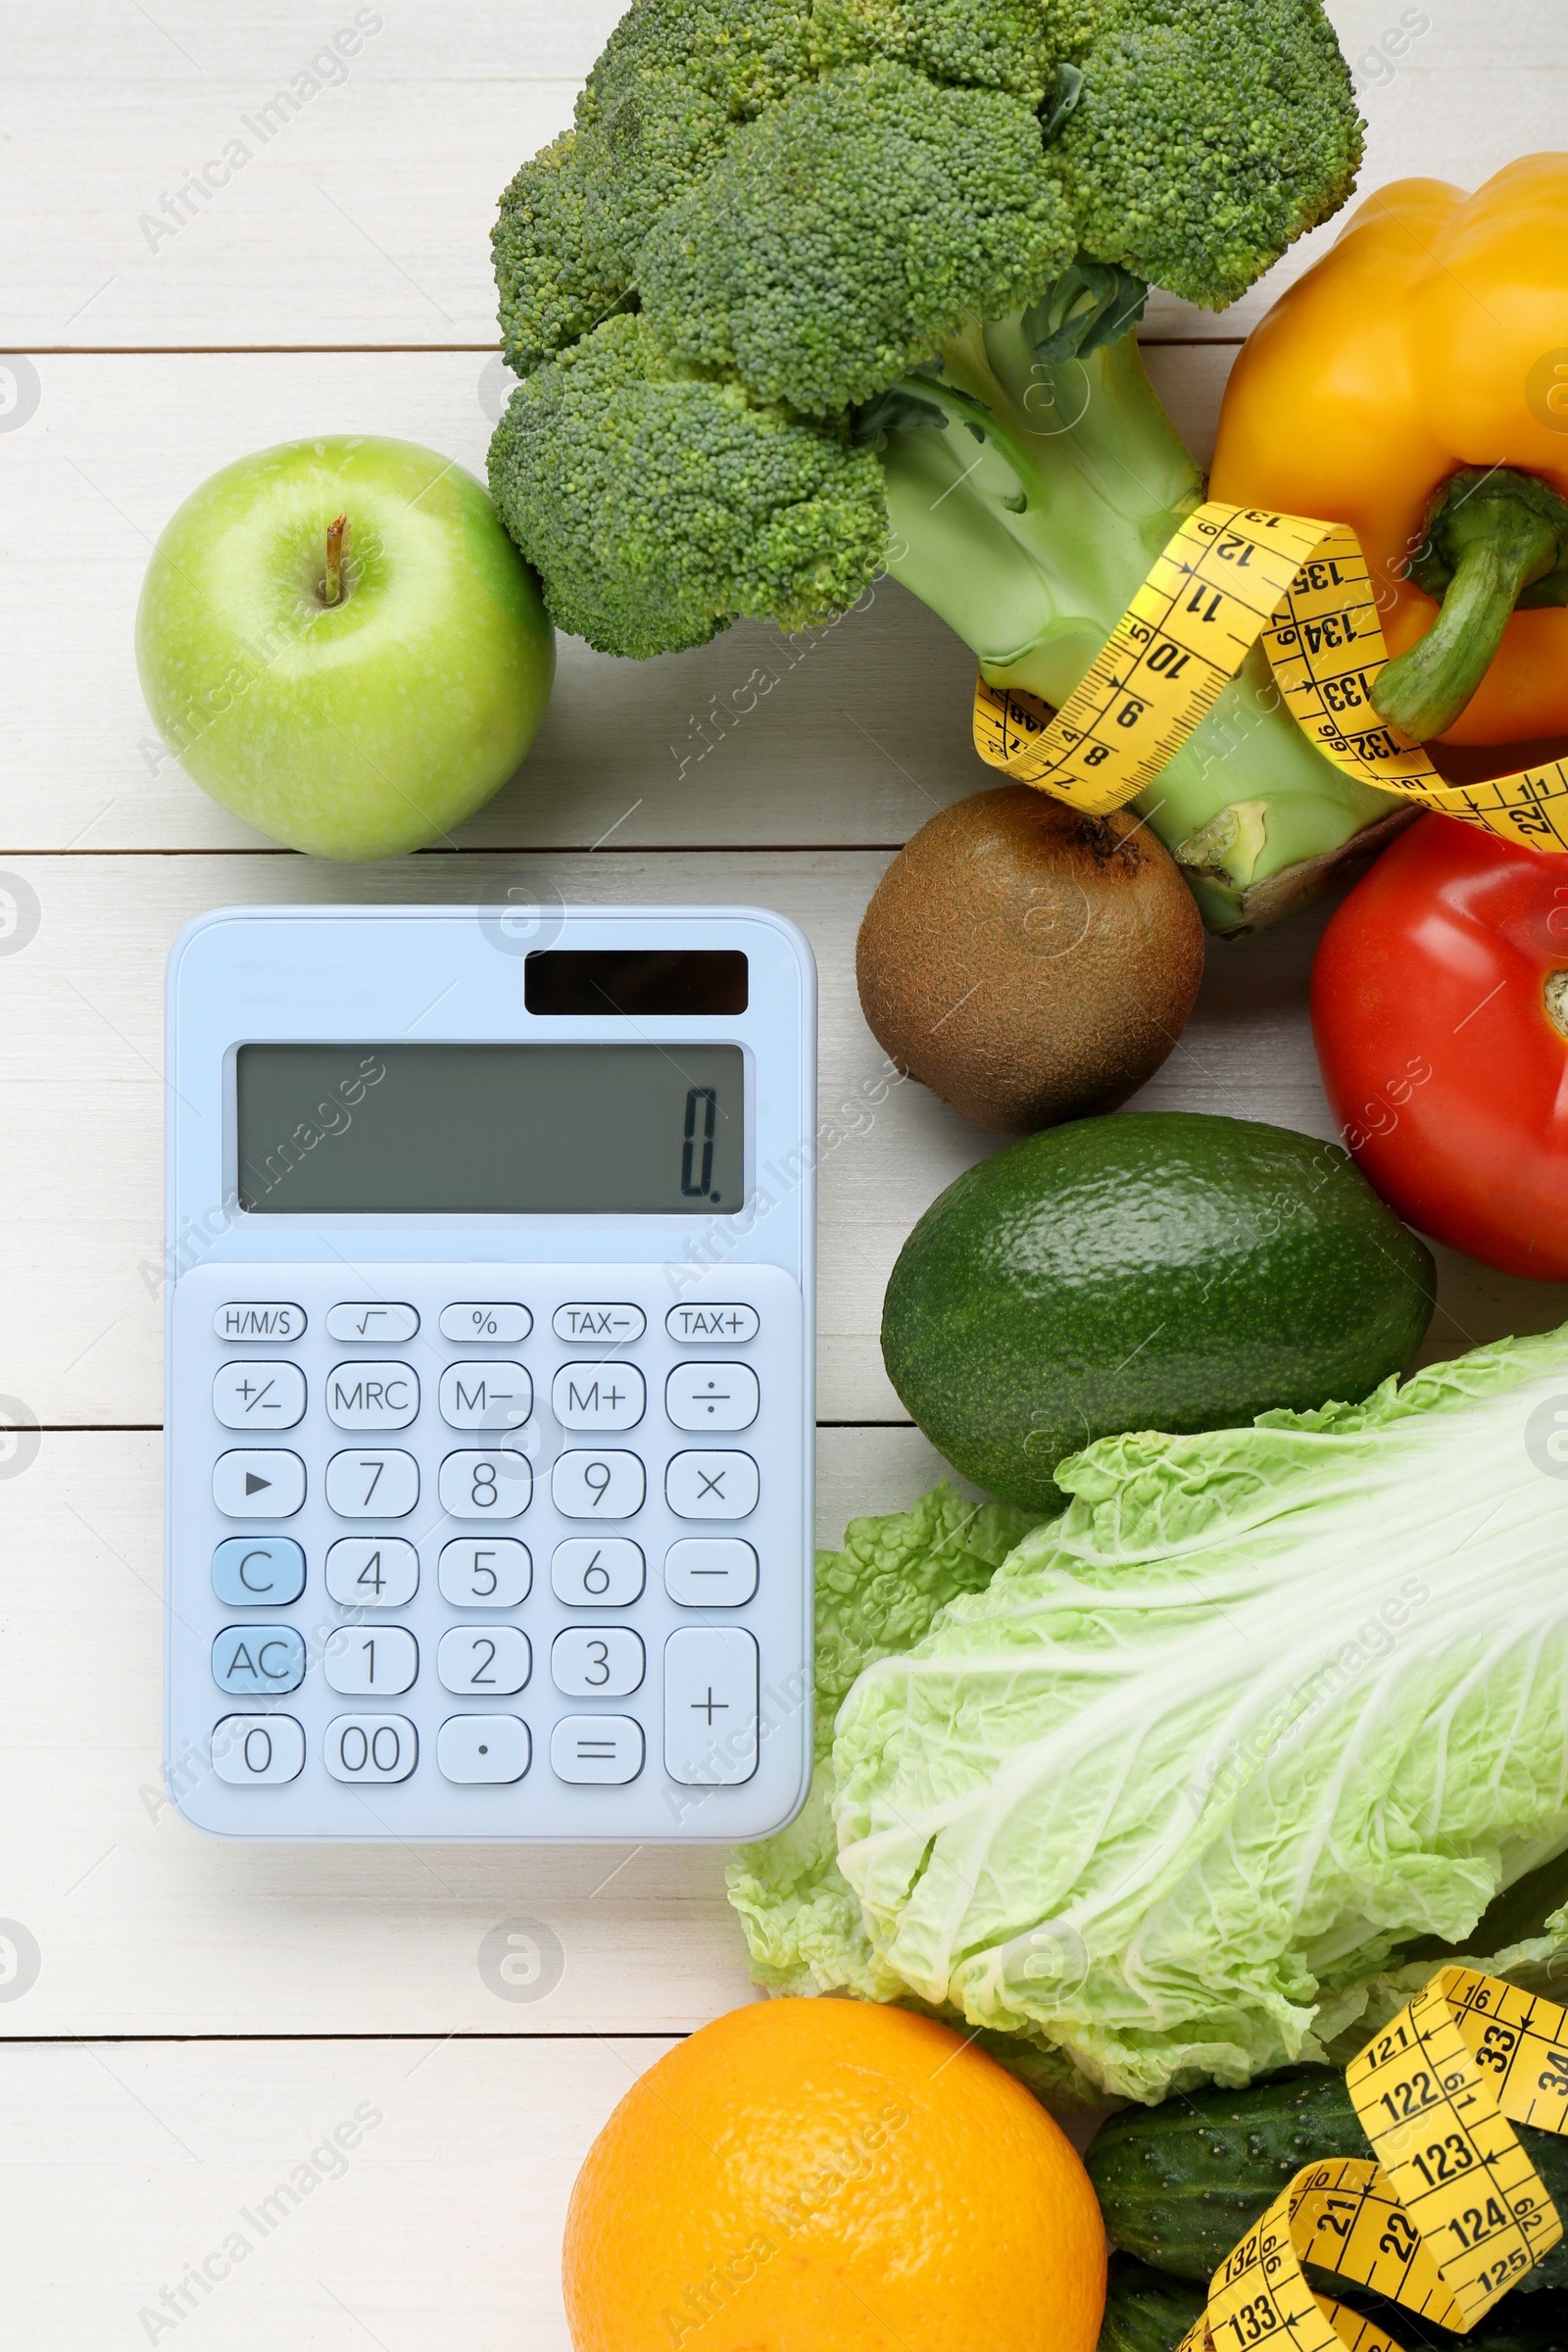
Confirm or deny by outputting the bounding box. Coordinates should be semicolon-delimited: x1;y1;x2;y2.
2;349;1237;857
0;2034;662;2347
0;1425;953;2037
0;849;1559;1431
6;3;1547;349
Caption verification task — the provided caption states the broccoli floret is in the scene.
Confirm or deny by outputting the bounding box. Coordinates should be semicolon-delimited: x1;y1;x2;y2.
641;62;1077;415
490;0;1381;930
1054;0;1364;308
488;312;888;657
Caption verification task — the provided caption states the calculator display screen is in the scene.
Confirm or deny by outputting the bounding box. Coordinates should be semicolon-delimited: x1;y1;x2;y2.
235;1043;746;1215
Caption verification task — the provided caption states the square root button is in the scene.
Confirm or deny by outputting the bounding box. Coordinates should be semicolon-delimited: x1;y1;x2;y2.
665;1450;759;1520
664;1628;759;1785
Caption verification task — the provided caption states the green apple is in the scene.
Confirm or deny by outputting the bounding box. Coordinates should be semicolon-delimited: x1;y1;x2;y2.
135;435;556;859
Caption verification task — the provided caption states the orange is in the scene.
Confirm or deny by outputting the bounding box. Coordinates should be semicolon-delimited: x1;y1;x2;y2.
563;1996;1106;2352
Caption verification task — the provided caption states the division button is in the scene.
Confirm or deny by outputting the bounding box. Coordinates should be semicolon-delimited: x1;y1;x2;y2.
664;1303;760;1345
325;1360;419;1430
213;1360;307;1431
323;1625;418;1695
664;1627;760;1786
438;1625;532;1696
551;1626;645;1698
439;1360;533;1431
215;1302;306;1344
551;1449;646;1520
664;1450;760;1521
213;1449;306;1519
212;1623;307;1697
212;1714;306;1786
323;1714;417;1785
552;1363;645;1432
552;1302;646;1345
665;1362;759;1433
550;1715;645;1786
325;1448;419;1518
212;1537;306;1607
440;1302;531;1345
325;1301;419;1344
437;1715;531;1785
664;1539;759;1607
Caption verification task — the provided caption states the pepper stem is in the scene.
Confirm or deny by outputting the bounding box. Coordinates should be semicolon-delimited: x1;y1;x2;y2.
323;513;348;607
1373;468;1568;743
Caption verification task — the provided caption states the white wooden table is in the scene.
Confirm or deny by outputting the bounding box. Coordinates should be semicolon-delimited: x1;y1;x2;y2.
3;7;1563;2340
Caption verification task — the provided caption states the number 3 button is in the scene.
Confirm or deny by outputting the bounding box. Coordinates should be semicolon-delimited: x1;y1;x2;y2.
552;1627;645;1697
439;1449;533;1519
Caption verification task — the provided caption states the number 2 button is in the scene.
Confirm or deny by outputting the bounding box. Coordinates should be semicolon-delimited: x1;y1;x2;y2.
438;1450;533;1519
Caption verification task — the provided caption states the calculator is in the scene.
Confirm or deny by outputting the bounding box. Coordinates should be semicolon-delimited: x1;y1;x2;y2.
164;904;815;1841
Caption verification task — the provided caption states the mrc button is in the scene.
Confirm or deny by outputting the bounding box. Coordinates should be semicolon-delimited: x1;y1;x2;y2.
214;1301;306;1343
665;1303;760;1344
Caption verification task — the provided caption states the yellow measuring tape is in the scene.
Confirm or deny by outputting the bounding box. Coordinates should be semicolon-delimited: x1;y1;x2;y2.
973;503;1568;854
1178;1967;1568;2352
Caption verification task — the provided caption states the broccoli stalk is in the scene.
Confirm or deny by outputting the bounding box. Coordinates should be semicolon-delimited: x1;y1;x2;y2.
488;0;1394;933
865;272;1404;929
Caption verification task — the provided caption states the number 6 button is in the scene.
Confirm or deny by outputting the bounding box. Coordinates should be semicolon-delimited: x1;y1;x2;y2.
439;1449;533;1519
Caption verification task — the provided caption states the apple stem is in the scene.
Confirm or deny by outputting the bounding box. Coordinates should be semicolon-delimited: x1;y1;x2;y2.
324;513;348;607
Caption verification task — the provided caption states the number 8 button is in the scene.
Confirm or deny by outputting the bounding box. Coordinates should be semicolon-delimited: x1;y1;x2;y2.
439;1449;533;1518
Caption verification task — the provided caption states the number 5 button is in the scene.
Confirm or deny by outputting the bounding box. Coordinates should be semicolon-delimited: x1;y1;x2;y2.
439;1450;533;1519
665;1450;759;1520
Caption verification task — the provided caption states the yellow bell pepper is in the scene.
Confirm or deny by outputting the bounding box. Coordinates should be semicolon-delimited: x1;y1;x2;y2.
1210;156;1568;750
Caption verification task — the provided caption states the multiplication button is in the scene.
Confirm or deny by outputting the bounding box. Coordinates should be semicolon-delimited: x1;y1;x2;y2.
665;1450;759;1520
550;1716;644;1785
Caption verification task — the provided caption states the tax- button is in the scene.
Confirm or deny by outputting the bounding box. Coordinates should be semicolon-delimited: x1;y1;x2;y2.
665;1363;759;1433
213;1537;306;1607
664;1627;759;1785
325;1360;419;1430
665;1450;759;1520
214;1360;306;1430
552;1364;645;1431
213;1624;306;1696
214;1450;306;1518
550;1715;644;1785
553;1302;645;1345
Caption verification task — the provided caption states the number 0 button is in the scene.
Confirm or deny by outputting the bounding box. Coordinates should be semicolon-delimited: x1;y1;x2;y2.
212;1715;306;1786
552;1627;645;1697
439;1450;533;1519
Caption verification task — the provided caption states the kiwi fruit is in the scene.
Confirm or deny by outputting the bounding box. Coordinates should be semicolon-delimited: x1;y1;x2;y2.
856;784;1205;1135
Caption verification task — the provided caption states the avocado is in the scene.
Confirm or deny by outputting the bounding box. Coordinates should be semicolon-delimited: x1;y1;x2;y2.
856;785;1205;1136
881;1110;1437;1510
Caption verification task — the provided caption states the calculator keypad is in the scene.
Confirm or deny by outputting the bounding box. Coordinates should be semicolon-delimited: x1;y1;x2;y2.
172;1262;805;1839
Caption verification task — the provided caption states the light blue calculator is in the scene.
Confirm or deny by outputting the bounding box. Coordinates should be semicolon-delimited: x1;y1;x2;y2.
164;904;815;1841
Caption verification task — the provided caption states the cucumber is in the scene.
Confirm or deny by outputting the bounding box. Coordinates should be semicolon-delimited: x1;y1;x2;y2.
1099;2258;1207;2352
1087;2069;1568;2293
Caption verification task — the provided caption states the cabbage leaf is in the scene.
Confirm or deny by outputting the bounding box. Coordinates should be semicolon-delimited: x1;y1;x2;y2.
732;1330;1568;2103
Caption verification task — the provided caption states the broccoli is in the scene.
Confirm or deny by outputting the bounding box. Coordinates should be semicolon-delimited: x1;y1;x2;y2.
489;0;1395;932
